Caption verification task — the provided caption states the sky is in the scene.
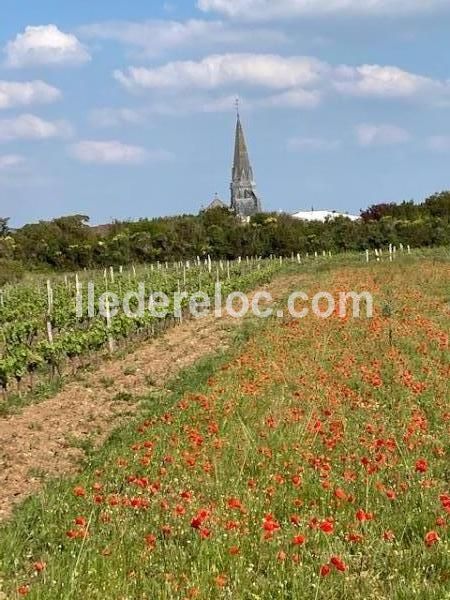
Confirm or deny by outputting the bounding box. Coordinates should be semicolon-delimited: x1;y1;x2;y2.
1;0;450;226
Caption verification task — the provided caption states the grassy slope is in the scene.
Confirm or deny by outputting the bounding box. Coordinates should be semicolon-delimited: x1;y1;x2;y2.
0;256;449;600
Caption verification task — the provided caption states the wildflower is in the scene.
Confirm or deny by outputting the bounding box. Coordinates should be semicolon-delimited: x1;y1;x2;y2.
415;459;428;473
227;497;244;511
346;532;363;543
17;585;30;596
145;534;157;549
424;531;440;547
191;508;210;530
320;564;331;577
383;530;395;542
215;574;227;588
319;519;334;534
356;509;374;522
290;514;301;526
33;561;46;572
334;487;347;501
439;494;450;513
161;525;172;537
292;535;306;545
330;556;347;572
263;513;281;534
73;486;86;498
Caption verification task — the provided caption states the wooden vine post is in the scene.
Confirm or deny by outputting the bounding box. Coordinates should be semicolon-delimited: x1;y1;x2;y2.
46;279;54;344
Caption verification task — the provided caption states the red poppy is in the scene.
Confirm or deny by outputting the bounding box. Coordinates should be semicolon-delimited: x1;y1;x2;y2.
263;514;281;533
17;585;30;596
292;535;306;545
330;556;347;572
425;531;440;547
319;519;334;534
356;509;374;522
145;534;157;549
415;459;428;473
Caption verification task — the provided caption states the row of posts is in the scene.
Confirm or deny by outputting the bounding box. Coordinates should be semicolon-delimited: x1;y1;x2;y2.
3;245;415;353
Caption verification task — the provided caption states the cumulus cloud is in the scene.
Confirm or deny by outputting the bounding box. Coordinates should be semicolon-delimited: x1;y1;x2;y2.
0;80;61;109
80;19;286;58
114;53;450;111
0;114;73;142
4;25;91;68
69;140;173;165
334;64;449;99
288;136;340;150
0;154;25;169
356;123;411;146
115;53;326;91
198;0;449;19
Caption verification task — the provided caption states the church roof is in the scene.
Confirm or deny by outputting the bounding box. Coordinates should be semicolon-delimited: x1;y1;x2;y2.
232;115;254;183
205;195;228;211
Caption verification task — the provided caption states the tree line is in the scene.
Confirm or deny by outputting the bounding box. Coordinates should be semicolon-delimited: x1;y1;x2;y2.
0;191;449;283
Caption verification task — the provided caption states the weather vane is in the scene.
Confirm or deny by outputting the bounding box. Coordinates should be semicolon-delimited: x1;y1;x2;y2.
235;96;240;118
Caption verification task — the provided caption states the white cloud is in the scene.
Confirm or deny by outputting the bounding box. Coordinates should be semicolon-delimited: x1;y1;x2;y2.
0;114;72;142
198;0;449;19
115;53;326;91
80;19;286;58
5;25;91;68
0;80;61;109
0;154;25;169
427;135;450;152
334;64;449;99
356;124;411;147
69;140;173;165
288;136;340;150
115;53;450;109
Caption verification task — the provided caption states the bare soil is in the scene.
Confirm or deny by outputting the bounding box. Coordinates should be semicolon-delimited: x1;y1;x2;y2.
0;275;298;520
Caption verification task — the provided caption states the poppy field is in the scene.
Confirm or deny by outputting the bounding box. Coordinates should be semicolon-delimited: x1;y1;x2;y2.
0;256;449;599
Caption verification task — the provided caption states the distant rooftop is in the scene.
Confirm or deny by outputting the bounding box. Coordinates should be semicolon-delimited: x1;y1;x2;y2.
292;210;360;223
204;194;229;211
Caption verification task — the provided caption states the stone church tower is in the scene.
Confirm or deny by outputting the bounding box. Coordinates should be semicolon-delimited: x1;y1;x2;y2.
230;111;262;218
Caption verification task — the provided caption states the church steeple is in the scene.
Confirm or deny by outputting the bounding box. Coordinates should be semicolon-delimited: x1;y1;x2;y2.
230;104;262;218
232;114;254;184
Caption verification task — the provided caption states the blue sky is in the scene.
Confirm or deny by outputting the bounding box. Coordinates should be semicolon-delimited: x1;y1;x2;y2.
1;0;450;226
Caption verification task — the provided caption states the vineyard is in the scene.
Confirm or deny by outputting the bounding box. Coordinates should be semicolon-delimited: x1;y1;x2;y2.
0;257;286;403
0;250;448;599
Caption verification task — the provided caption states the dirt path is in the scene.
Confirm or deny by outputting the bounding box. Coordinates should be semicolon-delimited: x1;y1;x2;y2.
0;274;298;520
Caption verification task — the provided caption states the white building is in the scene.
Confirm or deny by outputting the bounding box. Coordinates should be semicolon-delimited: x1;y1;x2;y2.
292;210;359;222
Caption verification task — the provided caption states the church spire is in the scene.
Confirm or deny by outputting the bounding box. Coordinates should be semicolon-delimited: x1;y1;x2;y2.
232;112;253;184
230;103;262;218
